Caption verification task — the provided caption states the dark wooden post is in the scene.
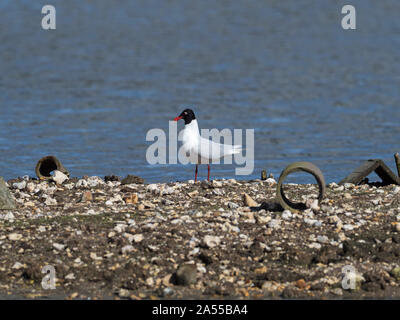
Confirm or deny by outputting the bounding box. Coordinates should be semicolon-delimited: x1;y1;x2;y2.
395;153;400;178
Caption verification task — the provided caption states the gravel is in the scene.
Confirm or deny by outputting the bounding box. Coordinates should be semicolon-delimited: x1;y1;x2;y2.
0;175;399;299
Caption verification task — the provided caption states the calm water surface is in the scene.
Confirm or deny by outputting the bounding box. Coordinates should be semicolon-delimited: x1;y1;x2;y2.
1;0;400;183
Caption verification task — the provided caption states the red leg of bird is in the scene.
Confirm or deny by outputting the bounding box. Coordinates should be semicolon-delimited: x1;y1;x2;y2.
195;164;198;182
207;164;210;181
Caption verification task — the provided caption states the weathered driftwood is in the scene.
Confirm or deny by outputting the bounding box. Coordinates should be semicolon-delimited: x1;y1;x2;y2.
339;159;400;186
395;153;400;178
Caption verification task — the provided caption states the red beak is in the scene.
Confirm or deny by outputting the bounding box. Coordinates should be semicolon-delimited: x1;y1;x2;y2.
174;116;183;121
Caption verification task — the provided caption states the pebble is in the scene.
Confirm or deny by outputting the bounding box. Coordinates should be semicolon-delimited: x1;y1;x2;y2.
331;288;343;296
343;224;354;231
8;233;22;241
52;170;69;184
281;210;292;220
392;186;400;194
227;202;239;209
13;181;26;190
243;193;258;207
12;262;24;270
344;193;352;200
133;234;144;243
267;219;280;229
317;235;329;244
89;176;105;187
81;191;93;202
203;235;221;248
175;264;197;286
118;288;130;298
53;243;65;251
65;273;75;280
45;197;57;206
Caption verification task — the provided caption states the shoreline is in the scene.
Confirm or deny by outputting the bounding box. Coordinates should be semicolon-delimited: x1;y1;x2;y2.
0;175;399;299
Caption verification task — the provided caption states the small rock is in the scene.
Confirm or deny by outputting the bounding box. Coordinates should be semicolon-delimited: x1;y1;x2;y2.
331;288;343;296
281;210;292;220
392;186;400;194
161;287;174;297
296;279;307;289
45;197;57;206
261;281;275;291
146;277;154;286
267;219;280;229
123;193;138;204
53;243;65;251
174;264;197;286
227;202;239;209
87;176;104;188
343;224;354;231
8;233;22;241
81;191;93;202
52;170;69;184
317;235;329;244
390;266;400;280
118;288;130;298
203;235;221;248
65;273;75;280
13;181;26;190
133;234;144;243
265;178;276;185
243;193;258;207
121;245;135;254
12;262;24;270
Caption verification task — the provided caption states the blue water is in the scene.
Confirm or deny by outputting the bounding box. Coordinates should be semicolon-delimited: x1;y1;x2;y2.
1;0;400;183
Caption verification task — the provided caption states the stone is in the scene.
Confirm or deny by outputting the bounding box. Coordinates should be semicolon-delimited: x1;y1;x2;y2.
45;197;57;206
203;235;221;248
12;262;24;270
121;245;135;254
281;210;292;220
227;202;239;209
267;219;280;229
87;176;104;188
53;243;65;251
123;193;138;204
52;170;69;184
317;235;329;244
13;181;26;190
118;288;130;298
390;267;400;280
121;175;144;185
343;224;354;231
81;191;93;202
331;288;343;296
8;233;22;241
243;193;258;207
133;234;144;243
65;273;75;280
174;264;197;286
265;178;276;185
